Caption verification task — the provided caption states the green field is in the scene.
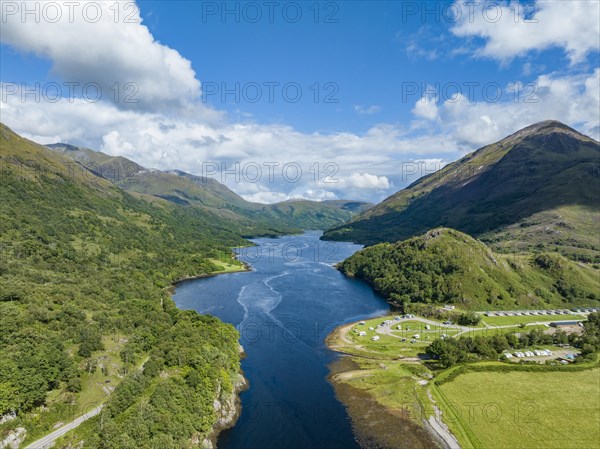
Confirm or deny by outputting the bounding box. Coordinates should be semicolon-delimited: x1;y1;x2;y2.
481;313;585;326
208;257;247;273
436;368;600;449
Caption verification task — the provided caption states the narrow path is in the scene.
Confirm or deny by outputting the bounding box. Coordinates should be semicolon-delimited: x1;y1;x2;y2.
24;405;103;449
425;390;461;449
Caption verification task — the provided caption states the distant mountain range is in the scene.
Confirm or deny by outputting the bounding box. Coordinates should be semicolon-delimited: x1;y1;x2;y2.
323;120;600;262
47;143;372;234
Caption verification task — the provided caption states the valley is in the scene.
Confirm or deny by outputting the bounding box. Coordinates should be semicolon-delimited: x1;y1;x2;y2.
3;3;600;448
1;119;599;449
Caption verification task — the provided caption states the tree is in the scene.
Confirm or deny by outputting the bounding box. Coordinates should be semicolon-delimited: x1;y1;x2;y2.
457;312;481;326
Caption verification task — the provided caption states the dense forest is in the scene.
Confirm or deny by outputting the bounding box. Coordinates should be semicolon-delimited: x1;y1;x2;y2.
0;124;250;447
338;228;600;311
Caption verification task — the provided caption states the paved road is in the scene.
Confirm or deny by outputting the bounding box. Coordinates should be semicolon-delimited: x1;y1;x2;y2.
24;405;103;449
375;316;469;338
374;315;563;339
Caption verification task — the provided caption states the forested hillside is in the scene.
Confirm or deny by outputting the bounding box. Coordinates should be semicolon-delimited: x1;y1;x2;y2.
338;228;600;311
0;123;246;447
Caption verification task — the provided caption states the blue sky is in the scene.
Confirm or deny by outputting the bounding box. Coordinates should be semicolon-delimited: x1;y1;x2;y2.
1;1;599;203
135;0;596;133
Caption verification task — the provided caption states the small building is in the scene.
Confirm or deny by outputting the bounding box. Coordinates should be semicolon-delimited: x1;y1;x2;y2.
550;320;583;327
371;336;380;341
504;353;513;359
444;305;455;310
358;331;366;337
359;321;365;325
396;325;402;330
369;327;375;331
413;334;420;339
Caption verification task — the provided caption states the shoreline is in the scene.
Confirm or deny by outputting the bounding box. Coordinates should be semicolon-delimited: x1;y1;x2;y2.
325;316;459;449
169;255;252;449
167;260;252;294
203;366;249;449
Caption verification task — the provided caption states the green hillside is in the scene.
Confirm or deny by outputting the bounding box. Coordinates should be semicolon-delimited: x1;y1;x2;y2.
323;121;600;261
338;228;600;311
48;144;372;231
0;123;246;447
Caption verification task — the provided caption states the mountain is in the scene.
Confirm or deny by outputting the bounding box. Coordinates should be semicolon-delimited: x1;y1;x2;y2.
338;227;600;311
1;123;246;446
47;144;373;232
323;121;600;261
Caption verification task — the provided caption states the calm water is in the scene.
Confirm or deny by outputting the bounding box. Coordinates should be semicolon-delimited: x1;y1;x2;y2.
173;231;389;449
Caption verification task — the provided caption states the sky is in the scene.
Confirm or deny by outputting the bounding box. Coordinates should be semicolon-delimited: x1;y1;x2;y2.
1;0;599;203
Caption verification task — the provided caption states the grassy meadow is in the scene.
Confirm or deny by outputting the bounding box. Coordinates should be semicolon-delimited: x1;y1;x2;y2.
435;368;600;449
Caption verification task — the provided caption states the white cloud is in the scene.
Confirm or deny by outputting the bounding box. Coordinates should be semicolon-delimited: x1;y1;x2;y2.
354;105;381;115
451;0;600;64
0;0;203;113
3;68;598;202
241;187;338;204
436;69;600;146
242;190;293;204
341;173;391;190
1;1;598;205
412;95;439;120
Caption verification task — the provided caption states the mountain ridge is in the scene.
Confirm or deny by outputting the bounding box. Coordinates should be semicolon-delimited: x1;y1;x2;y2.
322;120;600;261
46;141;373;231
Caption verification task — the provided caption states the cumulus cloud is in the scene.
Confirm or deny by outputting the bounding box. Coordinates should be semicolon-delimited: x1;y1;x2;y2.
341;173;391;190
436;69;600;146
3;65;598;202
451;0;600;64
0;0;203;112
412;95;439;120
